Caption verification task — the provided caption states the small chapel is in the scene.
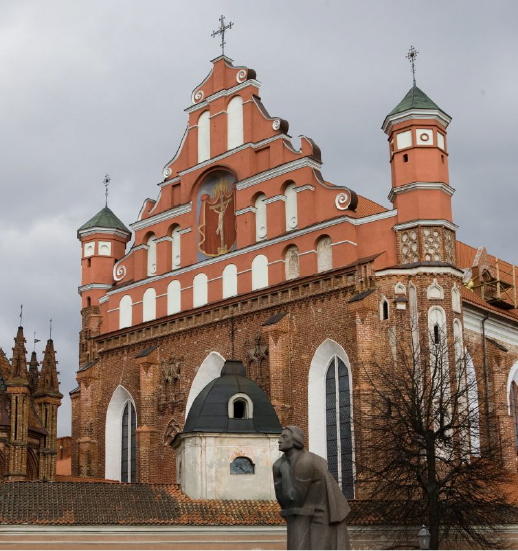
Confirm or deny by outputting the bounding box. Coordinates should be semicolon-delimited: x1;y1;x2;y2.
0;326;62;481
71;44;518;506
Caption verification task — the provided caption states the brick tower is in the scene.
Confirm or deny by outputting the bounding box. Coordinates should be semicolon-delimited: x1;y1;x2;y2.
32;338;62;480
382;84;456;266
77;206;131;365
5;327;30;481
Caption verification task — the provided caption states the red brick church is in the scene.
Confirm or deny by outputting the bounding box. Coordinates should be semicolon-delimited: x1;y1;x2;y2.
71;49;518;505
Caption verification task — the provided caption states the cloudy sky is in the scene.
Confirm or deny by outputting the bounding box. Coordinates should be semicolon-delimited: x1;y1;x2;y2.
1;1;516;436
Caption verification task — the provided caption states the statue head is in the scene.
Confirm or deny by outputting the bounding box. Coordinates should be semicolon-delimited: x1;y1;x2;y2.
278;425;305;452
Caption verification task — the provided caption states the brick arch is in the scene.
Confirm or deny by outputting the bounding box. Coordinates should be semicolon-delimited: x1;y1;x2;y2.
185;351;226;418
308;339;352;458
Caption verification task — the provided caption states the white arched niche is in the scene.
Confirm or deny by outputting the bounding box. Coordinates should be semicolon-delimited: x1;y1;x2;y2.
167;280;181;315
222;264;238;298
105;385;136;482
284;182;298;231
251;254;268;290
185;351;226;417
172;226;181;269
308;339;353;459
142;288;156;322
198;110;210;163
193;273;208;307
119;295;132;329
227;95;243;150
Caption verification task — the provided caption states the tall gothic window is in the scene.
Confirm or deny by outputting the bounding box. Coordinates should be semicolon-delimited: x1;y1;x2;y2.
121;401;137;483
326;356;354;499
510;382;518;455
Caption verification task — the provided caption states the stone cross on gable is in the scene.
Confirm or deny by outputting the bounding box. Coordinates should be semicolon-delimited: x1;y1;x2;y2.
212;15;233;56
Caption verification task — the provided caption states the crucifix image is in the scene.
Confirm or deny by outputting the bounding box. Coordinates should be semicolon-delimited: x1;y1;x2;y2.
209;190;232;254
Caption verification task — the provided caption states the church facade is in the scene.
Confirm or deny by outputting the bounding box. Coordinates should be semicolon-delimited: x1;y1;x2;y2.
72;54;518;495
0;327;62;481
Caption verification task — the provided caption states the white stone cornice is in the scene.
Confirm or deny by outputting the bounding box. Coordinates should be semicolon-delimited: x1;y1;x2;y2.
178;227;192;235
463;304;518;347
294;184;315;193
354;209;397;225
375;266;464;277
78;228;130;239
236;206;257;216
185;79;261;114
130;203;192;232
382;108;452;134
393;219;458;232
236;157;322;191
388;182;455;203
264;194;286;204
78;283;113;294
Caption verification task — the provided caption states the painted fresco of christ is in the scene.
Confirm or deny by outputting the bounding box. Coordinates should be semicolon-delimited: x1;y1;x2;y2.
198;171;237;257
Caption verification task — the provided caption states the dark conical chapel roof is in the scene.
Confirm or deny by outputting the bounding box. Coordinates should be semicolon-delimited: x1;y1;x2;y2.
388;85;447;117
77;207;130;236
183;360;282;435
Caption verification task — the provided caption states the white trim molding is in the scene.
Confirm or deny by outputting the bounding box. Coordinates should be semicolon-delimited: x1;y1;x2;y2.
393;219;458;232
463;305;518;348
264;194;286;204
186;79;261;114
382;108;452;134
376;266;464;277
130;203;192;232
78;283;112;294
388;182;455;203
78;228;130;239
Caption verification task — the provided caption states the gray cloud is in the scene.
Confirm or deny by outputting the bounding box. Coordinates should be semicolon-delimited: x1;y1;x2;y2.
1;0;517;436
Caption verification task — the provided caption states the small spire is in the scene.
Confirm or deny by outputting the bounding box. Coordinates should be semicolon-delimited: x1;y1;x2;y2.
34;338;61;397
49;318;52;340
19;304;23;327
103;174;111;208
10;326;28;381
211;15;234;56
28;350;39;395
406;45;419;87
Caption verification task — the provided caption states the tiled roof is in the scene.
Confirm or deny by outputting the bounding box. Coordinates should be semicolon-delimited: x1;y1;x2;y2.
0;483;282;526
352;194;389;218
77;206;130;236
1;482;517;527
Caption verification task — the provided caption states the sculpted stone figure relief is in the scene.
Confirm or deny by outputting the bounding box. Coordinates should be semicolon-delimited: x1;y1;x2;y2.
273;426;351;550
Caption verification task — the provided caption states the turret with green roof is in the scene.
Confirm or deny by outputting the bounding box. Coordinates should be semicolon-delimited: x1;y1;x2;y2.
77;206;131;239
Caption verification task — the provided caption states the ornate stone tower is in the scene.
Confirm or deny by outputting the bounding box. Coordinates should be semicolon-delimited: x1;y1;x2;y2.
32;338;62;481
382;84;456;266
5;327;30;481
77;206;131;365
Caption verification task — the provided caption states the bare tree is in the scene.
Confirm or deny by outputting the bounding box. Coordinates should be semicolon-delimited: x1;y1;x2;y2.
358;322;515;549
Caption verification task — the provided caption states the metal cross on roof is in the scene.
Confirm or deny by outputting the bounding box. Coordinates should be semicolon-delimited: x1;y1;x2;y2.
19;304;23;326
103;173;111;207
212;15;233;56
406;45;419;87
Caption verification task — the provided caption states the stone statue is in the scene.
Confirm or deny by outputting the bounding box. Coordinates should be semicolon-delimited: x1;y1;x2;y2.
273;426;351;550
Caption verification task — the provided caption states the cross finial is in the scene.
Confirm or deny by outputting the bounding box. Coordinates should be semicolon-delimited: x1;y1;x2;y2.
211;15;233;56
49;318;52;340
103;173;111;207
19;304;23;327
406;45;419;87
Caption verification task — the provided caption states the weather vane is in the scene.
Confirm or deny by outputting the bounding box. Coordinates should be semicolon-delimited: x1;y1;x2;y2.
406;45;419;87
33;332;40;352
212;15;233;56
104;173;111;207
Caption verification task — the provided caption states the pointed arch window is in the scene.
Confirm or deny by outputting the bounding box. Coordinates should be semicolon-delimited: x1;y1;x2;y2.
511;382;518;455
121;401;136;482
326;356;354;498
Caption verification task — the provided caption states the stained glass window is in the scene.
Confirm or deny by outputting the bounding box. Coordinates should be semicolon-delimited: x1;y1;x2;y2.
121;401;137;482
326;356;354;499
